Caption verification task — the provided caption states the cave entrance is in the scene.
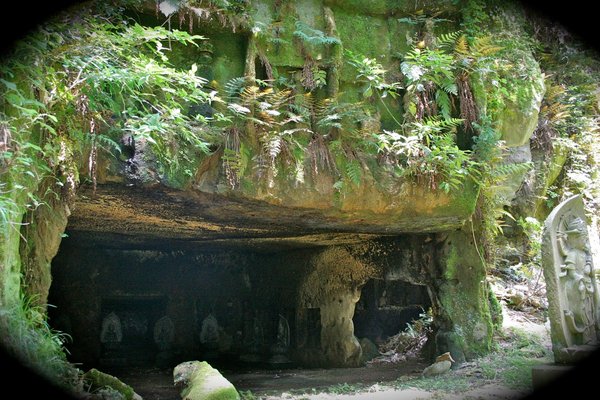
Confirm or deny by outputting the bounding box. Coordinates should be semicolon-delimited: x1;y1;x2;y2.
47;186;439;376
48;238;435;373
354;279;431;345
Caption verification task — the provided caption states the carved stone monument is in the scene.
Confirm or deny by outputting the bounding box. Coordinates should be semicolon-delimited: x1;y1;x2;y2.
200;313;220;359
99;312;126;367
154;315;175;368
100;312;123;348
154;316;175;351
268;314;291;365
541;195;600;364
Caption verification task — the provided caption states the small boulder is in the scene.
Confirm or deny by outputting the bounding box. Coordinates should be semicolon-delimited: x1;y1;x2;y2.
422;352;455;377
359;337;380;364
83;368;142;400
173;361;239;400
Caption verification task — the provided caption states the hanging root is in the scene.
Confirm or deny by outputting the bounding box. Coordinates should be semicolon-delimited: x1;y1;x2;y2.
222;128;241;189
458;74;478;133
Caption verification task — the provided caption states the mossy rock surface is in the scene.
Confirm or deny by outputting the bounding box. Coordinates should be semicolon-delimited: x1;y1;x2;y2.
83;368;138;400
436;229;493;359
174;361;240;400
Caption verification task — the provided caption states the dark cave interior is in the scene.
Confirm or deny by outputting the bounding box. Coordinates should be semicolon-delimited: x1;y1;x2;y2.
48;235;432;372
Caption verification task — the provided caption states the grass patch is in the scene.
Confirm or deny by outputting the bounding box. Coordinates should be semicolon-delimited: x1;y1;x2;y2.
326;382;364;395
478;327;552;390
0;294;81;391
392;326;551;396
395;375;473;393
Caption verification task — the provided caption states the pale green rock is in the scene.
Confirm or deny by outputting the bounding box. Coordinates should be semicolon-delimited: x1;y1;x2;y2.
423;360;452;377
496;99;542;147
545;141;570;189
174;361;239;400
83;368;140;400
335;10;391;82
495;143;532;206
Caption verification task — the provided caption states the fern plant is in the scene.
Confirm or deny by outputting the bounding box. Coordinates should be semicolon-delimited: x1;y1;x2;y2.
221;77;314;187
293;21;341;49
374;117;475;192
401;46;457;121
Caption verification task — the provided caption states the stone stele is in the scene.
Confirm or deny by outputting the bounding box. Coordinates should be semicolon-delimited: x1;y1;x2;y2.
542;195;600;363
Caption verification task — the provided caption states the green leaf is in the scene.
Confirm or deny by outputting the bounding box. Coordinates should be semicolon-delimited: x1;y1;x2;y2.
345;160;362;186
0;79;17;91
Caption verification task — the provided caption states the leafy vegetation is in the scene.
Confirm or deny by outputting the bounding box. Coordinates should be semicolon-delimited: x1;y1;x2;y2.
1;2;221;206
478;327;551;389
293;21;341;49
0;294;80;390
345;30;510;193
1;2;599;396
0;1;222;387
379;309;433;356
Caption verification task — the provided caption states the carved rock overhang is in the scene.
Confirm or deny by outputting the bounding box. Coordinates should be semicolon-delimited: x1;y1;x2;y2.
65;183;466;252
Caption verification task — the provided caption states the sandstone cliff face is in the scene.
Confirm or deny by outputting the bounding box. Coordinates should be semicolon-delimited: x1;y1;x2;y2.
3;0;595;370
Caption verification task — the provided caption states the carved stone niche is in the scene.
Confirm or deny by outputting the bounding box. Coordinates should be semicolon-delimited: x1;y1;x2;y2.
542;195;600;363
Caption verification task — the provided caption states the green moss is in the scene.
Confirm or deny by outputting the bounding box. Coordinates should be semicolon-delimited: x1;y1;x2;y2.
544;141;569;189
435;178;481;218
182;361;240;400
83;368;136;400
211;32;247;85
325;0;389;15
387;18;417;57
252;0;330;68
488;285;503;331
324;0;460;16
438;229;493;359
0;206;24;306
335;10;391;82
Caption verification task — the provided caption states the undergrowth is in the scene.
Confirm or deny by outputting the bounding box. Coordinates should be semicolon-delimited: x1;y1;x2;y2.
0;294;80;390
479;327;551;389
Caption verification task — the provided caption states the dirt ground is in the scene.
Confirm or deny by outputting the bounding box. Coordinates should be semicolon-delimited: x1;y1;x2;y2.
116;306;551;400
118;360;429;400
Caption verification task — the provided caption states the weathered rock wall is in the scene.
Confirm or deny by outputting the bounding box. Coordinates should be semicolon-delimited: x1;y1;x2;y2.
3;0;588;369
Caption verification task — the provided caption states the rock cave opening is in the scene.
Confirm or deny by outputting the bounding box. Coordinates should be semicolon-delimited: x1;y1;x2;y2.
46;185;440;380
48;232;433;373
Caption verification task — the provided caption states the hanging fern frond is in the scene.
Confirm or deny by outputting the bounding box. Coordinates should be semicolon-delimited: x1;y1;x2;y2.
265;88;293;109
240;85;261;103
437;31;461;50
293;21;341;47
223;77;247;100
316;113;342;130
263;134;282;161
419;116;463;131
87;133;122;156
454;34;469;56
440;81;458;96
435;89;452;120
472;36;503;57
489;161;533;179
345;159;363;186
